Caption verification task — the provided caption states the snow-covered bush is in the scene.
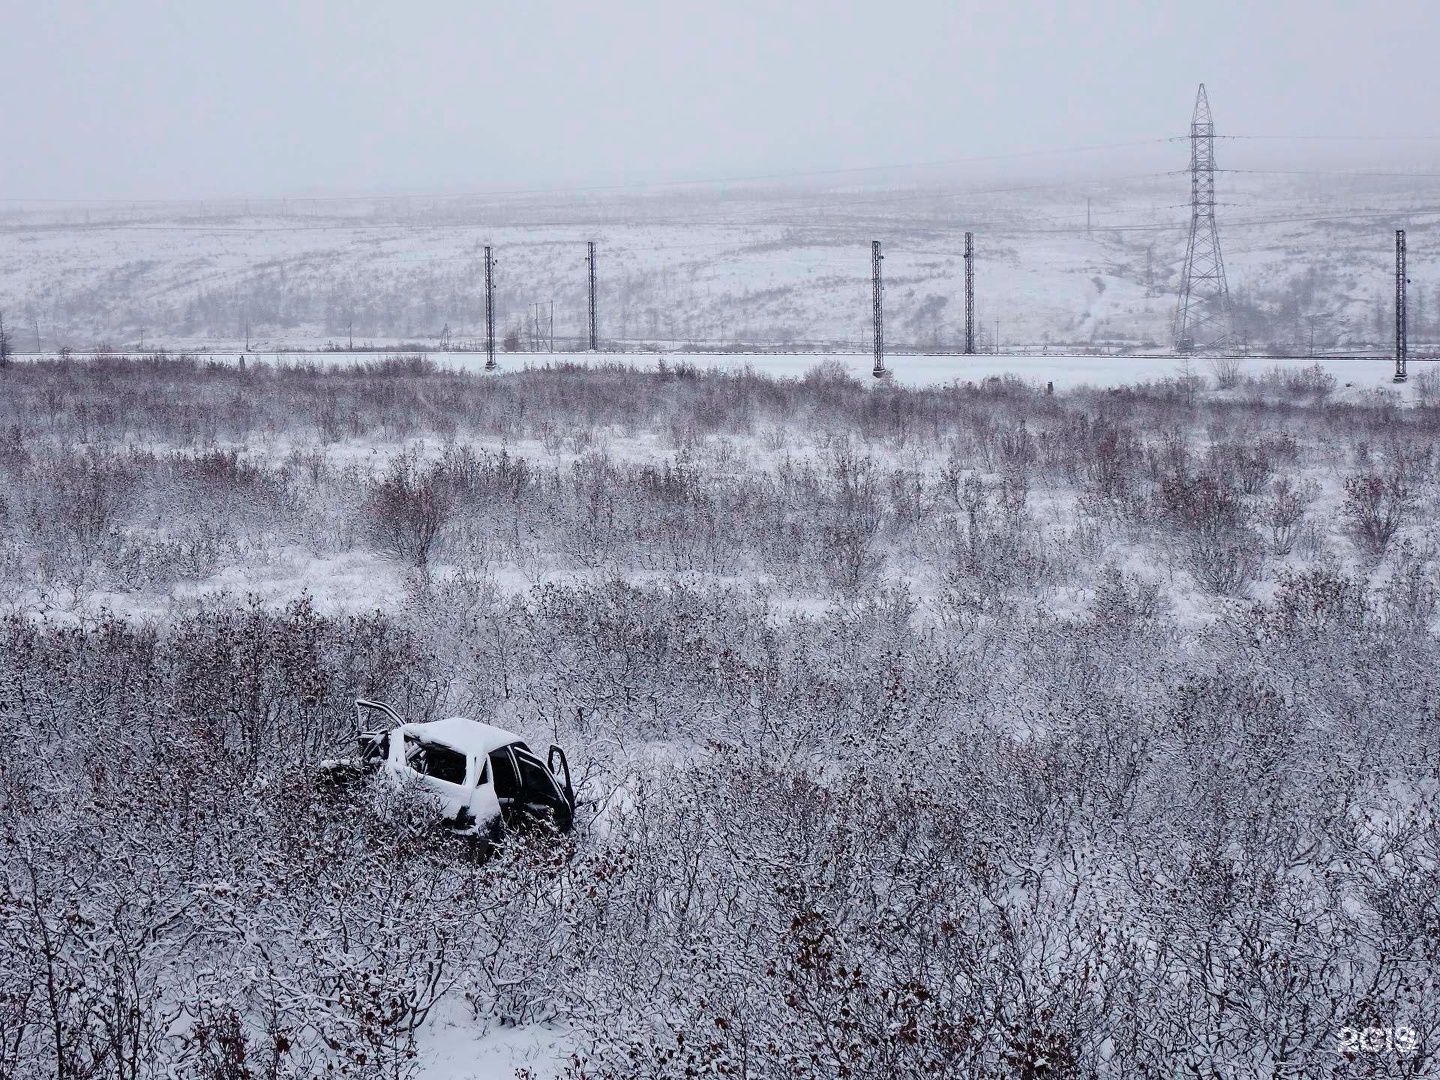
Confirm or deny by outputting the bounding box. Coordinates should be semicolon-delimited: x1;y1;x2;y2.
0;359;1438;1076
1343;464;1417;558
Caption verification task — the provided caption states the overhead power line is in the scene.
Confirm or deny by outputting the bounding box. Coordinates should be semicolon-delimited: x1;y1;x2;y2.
1219;133;1440;141
1223;169;1440;179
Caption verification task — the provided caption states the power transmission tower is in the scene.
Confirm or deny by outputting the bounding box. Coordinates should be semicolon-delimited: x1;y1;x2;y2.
871;241;885;378
529;301;556;352
964;232;975;355
1174;83;1234;354
484;246;496;371
586;242;598;351
1395;229;1408;382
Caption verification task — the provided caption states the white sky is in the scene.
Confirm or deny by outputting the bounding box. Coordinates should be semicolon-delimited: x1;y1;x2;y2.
3;0;1438;200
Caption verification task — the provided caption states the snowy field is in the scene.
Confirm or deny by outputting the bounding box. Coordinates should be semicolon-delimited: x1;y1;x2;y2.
2;353;1440;1076
339;348;1424;395
5;164;1440;358
5;168;1440;1078
9;346;1425;395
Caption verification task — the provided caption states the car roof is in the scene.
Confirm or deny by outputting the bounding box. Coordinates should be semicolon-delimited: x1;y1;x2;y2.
396;716;526;758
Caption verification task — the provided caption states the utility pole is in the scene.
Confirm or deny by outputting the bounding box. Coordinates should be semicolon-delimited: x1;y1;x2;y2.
586;242;598;351
964;232;975;355
871;240;885;378
1395;229;1408;383
1086;197;1092;239
485;245;496;371
1175;83;1234;354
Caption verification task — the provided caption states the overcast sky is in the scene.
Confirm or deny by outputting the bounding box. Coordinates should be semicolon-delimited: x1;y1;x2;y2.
3;0;1437;201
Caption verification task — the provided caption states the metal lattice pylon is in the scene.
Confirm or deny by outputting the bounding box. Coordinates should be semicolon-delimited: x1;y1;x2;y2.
484;246;496;371
1395;229;1408;382
964;232;975;355
1174;84;1234;354
586;242;598;352
871;240;885;378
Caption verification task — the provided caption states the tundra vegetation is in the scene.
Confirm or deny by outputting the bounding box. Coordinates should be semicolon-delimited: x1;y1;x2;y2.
0;353;1438;1078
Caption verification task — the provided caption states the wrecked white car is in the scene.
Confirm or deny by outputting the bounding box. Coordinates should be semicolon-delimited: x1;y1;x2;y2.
328;699;576;838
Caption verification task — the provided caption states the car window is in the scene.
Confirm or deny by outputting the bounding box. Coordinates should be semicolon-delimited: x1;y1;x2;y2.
514;748;562;806
409;740;468;785
490;747;519;799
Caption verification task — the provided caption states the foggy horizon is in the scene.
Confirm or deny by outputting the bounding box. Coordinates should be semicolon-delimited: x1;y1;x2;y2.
4;0;1440;202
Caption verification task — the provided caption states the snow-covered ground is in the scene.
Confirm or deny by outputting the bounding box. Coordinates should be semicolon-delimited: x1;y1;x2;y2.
407;349;1420;396
5;166;1439;355
5;346;1439;1076
6;167;1440;1077
15;346;1419;396
415;999;570;1080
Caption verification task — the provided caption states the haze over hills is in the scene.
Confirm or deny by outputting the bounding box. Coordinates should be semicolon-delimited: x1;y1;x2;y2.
4;158;1439;357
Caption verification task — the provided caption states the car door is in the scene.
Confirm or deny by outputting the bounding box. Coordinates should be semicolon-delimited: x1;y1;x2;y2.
489;744;522;828
512;745;574;833
490;743;573;833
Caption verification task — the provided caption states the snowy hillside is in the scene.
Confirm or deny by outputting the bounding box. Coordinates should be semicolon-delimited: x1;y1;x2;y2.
5;164;1439;355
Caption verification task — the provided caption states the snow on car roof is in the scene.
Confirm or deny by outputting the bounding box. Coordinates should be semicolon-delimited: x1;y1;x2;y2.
397;716;527;758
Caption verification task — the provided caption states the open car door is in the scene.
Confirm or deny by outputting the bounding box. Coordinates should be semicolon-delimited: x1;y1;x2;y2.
547;745;574;807
490;743;574;833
